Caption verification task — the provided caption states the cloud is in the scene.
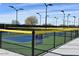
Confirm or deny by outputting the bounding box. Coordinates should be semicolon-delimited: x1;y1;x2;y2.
0;8;45;24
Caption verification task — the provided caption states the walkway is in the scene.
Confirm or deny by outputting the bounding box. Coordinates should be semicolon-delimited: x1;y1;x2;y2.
0;49;23;56
43;38;79;56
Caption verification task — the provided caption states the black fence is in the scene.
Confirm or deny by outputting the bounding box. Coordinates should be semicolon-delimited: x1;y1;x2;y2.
0;24;79;56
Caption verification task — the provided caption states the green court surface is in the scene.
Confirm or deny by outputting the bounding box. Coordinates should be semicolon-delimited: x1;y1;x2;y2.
2;33;72;56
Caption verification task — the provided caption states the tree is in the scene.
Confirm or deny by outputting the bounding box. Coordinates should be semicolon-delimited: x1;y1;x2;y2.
25;16;38;25
12;20;20;25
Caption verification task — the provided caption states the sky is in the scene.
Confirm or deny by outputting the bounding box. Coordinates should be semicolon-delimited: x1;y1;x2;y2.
1;3;79;25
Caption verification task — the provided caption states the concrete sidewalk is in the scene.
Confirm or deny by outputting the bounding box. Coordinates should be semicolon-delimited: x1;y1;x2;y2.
43;53;61;56
43;38;79;56
0;49;23;56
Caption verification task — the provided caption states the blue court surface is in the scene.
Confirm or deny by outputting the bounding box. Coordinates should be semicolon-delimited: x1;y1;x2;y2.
2;35;32;42
2;32;61;43
2;32;64;43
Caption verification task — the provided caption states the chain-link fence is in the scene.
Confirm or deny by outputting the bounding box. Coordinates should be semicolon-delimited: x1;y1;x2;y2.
0;24;79;56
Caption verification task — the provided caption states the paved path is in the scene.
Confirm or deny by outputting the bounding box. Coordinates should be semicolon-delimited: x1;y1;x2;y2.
43;38;79;56
0;49;23;56
43;53;61;56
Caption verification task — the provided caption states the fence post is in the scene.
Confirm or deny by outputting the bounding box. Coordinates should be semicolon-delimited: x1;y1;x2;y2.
0;24;3;48
78;30;79;37
71;31;72;40
76;30;78;37
53;32;55;48
0;32;2;48
75;31;77;38
32;30;35;56
64;32;66;43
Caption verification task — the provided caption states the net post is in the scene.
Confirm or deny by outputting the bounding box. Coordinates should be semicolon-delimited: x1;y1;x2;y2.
53;32;55;48
32;30;35;56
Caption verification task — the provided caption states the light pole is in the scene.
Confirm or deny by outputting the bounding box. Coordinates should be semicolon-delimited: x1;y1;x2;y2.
44;3;52;25
36;13;41;25
61;10;65;27
9;6;24;24
67;14;70;27
73;16;76;27
54;17;58;26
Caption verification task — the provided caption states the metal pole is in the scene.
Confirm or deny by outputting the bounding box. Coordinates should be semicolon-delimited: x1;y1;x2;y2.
77;18;79;36
78;29;79;37
71;31;72;40
45;5;47;25
74;18;75;27
53;32;55;48
56;18;57;26
77;31;78;37
63;13;65;27
78;18;79;27
40;15;41;25
36;13;41;25
54;17;57;26
64;32;66;43
9;6;24;25
0;24;3;48
75;31;77;37
75;31;76;38
67;16;68;26
44;3;52;25
75;30;78;37
73;16;76;27
61;10;65;27
16;10;18;24
32;30;35;56
67;14;70;27
0;31;2;48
